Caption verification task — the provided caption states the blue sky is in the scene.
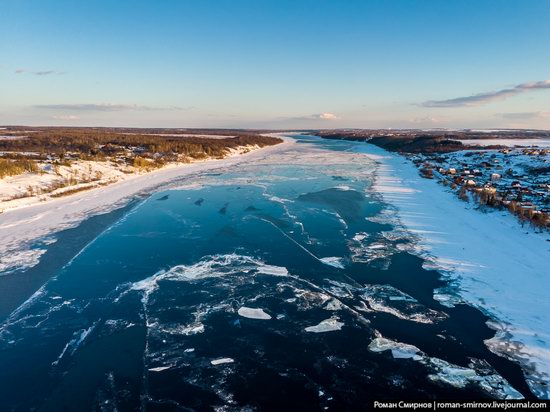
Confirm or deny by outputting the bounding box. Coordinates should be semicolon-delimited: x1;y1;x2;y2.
1;0;549;129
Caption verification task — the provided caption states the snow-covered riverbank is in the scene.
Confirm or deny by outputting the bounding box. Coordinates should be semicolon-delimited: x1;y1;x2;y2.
360;143;550;398
0;136;293;274
0;144;268;213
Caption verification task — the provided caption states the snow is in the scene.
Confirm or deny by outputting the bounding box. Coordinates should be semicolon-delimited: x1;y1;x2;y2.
459;138;550;147
360;143;550;398
0;159;130;206
305;317;344;333
0;135;26;141
237;306;272;320
119;132;236;139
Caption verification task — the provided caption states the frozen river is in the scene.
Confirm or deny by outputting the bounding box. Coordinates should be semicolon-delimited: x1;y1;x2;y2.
0;135;545;410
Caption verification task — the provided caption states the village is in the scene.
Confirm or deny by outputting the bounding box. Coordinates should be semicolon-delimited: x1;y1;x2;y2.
413;146;550;230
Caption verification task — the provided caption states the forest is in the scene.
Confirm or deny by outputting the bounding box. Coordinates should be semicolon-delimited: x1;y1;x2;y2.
0;127;282;177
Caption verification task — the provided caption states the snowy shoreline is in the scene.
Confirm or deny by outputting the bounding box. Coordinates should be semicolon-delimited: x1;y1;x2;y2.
359;143;550;398
0;143;278;213
0;136;293;274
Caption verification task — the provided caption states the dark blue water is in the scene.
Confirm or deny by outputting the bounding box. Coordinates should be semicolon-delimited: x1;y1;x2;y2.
0;136;534;410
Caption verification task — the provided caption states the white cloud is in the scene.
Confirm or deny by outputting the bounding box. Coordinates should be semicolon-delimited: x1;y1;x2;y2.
498;111;550;119
409;116;446;124
35;103;193;111
423;80;550;107
318;112;340;120
16;69;65;76
292;112;341;121
51;115;80;120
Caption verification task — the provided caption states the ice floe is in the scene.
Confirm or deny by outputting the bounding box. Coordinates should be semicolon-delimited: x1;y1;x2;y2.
256;264;289;277
211;357;234;365
149;366;172;372
368;335;523;399
238;307;272;320
267;195;293;204
0;248;46;274
361;284;447;324
305;317;344;333
280;284;332;310
52;322;98;367
348;232;398;269
319;257;345;269
425;357;522;399
324;299;344;311
368;337;422;360
130;254;289;299
162;323;205;336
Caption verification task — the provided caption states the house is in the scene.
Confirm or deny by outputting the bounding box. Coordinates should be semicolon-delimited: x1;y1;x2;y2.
420;168;434;178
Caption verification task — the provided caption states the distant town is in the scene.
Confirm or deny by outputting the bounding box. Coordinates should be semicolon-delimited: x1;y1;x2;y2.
316;129;550;230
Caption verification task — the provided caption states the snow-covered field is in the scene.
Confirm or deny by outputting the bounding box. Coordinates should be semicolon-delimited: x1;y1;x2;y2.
0;135;27;141
119;133;236;139
361;143;550;398
0;160;131;208
459;138;550;148
0;145;263;212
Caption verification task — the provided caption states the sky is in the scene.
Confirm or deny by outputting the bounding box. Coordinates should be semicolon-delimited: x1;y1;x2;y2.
1;0;550;129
